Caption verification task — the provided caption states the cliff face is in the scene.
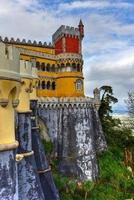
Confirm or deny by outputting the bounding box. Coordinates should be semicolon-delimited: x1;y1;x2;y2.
38;100;107;181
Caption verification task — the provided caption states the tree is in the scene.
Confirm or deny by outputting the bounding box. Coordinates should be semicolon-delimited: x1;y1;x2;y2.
98;85;118;123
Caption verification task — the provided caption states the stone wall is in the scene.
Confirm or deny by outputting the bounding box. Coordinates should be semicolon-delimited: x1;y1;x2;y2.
38;98;107;181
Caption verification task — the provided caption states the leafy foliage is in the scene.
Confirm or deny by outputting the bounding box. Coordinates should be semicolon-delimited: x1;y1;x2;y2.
99;85;118;122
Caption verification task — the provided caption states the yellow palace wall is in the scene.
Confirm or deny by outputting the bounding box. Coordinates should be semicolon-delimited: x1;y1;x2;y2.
9;44;84;98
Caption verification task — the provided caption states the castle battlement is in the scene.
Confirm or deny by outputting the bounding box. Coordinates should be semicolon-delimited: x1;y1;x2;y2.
52;25;80;43
0;36;53;48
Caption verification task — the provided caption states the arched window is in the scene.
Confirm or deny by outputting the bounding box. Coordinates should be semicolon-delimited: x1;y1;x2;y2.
46;63;50;72
72;63;76;71
36;61;40;70
42;81;46;89
52;82;56;90
77;64;80;72
75;79;82;91
47;81;50;89
61;63;65;68
66;63;70;67
38;81;41;89
41;63;45;71
51;64;55;72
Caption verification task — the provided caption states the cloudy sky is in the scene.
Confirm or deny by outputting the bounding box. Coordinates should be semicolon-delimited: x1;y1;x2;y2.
0;0;134;112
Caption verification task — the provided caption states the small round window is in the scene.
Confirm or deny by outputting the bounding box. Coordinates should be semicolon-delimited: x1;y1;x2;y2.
75;79;82;90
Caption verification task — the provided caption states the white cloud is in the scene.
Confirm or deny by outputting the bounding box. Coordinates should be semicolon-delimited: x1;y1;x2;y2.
58;0;134;11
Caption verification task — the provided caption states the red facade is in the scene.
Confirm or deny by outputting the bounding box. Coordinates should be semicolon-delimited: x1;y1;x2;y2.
55;39;63;55
65;37;79;53
54;36;79;54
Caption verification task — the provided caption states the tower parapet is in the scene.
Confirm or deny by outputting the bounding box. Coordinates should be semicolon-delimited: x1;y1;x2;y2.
0;42;20;81
52;25;80;43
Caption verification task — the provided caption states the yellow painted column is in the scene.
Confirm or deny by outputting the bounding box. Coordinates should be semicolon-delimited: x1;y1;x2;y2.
16;60;33;112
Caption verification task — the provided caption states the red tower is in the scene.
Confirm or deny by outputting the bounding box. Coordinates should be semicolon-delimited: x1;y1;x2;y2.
53;20;84;55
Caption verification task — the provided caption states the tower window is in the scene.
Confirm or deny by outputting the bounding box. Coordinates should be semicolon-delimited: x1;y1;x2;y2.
47;81;50;89
46;64;50;72
52;82;56;90
42;81;46;89
36;61;40;70
41;63;45;71
75;80;82;90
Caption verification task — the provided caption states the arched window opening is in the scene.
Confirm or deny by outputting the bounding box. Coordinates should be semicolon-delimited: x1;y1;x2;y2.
46;63;50;72
61;63;65;68
41;63;45;71
47;81;50;89
72;63;76;71
42;81;46;89
36;61;40;70
75;79;82;91
66;63;70;67
38;81;41;89
77;64;80;72
51;64;55;72
52;82;56;90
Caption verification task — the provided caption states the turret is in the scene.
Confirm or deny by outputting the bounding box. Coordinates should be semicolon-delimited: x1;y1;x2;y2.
78;19;84;39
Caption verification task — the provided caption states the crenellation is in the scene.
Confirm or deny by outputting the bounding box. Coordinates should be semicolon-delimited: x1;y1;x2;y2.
22;38;26;44
1;36;54;48
4;37;9;42
28;39;32;44
52;25;80;42
16;38;20;43
10;37;15;42
38;41;42;46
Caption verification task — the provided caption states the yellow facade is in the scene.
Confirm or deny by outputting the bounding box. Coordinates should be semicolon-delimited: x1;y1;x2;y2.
37;71;84;97
13;44;84;98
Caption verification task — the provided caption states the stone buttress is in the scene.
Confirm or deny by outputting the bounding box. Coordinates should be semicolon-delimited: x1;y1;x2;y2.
30;61;60;199
16;59;45;200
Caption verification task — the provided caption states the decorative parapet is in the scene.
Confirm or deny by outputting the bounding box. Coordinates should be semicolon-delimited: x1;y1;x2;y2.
38;96;95;109
56;52;82;60
38;88;101;110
